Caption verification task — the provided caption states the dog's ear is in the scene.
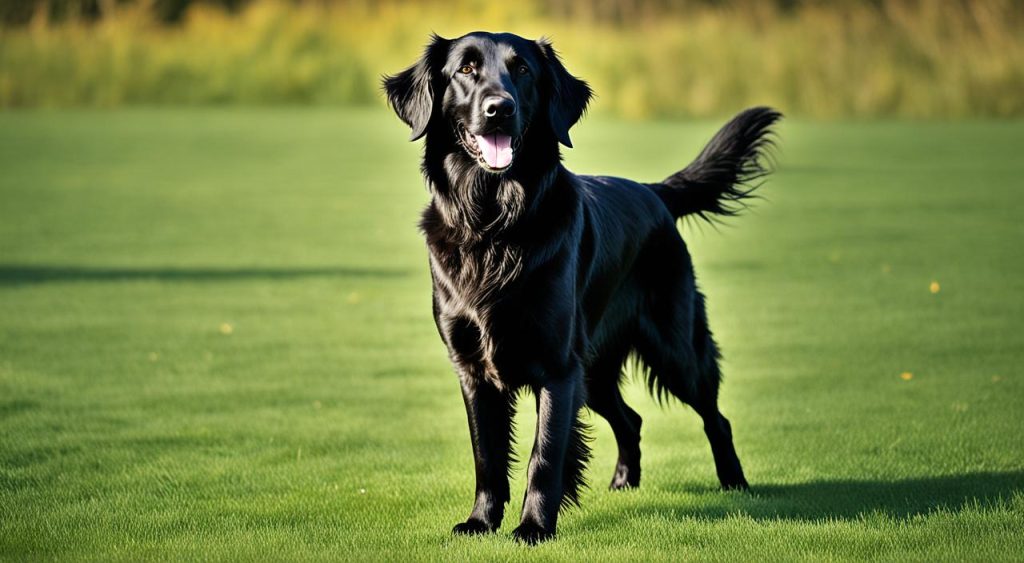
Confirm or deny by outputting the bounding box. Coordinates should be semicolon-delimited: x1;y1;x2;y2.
382;34;451;142
536;38;592;148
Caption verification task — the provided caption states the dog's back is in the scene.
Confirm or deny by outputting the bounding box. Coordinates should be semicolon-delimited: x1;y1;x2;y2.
574;106;780;383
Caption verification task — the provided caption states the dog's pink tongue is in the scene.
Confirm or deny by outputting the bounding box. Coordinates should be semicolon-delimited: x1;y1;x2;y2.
475;133;513;168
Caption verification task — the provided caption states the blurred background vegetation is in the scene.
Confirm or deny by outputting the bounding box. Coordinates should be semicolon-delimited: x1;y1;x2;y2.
0;0;1022;118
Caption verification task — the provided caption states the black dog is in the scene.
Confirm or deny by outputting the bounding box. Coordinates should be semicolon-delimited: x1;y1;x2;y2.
384;32;780;543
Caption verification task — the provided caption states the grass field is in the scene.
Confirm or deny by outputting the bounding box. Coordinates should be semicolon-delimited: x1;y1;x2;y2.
1;108;1023;560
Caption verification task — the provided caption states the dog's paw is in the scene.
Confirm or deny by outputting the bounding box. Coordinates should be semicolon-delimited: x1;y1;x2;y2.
452;519;496;536
511;521;554;545
609;461;640;490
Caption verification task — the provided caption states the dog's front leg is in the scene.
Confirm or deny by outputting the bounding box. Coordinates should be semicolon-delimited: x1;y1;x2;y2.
513;371;587;544
452;376;515;535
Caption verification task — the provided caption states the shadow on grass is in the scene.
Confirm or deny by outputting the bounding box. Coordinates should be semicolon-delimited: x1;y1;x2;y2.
748;472;1024;520
584;471;1024;526
0;264;411;285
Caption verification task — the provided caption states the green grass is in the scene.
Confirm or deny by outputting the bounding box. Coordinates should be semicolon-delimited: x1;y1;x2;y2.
1;108;1023;560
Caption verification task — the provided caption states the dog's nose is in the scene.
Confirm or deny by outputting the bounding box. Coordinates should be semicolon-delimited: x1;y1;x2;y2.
483;96;516;119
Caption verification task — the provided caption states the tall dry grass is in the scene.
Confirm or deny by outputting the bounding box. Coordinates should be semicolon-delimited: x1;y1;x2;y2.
1;0;1022;118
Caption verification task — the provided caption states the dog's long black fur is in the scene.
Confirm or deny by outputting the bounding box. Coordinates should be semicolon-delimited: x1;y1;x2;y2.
384;32;781;544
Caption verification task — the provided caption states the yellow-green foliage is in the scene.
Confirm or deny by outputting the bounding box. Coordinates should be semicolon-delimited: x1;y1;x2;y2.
1;0;1022;117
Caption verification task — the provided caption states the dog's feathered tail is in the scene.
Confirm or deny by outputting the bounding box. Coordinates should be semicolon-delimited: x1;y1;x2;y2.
651;107;782;222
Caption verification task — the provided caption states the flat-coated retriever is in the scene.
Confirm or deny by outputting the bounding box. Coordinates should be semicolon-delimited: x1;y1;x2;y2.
384;31;780;544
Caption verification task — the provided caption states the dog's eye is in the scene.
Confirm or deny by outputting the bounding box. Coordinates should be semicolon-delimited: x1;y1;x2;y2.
517;64;530;75
458;65;474;75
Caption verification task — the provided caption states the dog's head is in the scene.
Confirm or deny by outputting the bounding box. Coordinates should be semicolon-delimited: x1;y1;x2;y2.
384;32;591;173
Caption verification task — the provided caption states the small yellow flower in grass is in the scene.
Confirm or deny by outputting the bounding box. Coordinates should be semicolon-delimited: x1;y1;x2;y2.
900;372;913;381
148;352;159;362
346;291;361;304
930;281;940;294
219;322;233;335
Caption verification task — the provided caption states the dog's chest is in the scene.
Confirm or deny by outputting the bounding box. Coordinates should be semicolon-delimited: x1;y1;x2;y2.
429;240;523;308
428;240;540;387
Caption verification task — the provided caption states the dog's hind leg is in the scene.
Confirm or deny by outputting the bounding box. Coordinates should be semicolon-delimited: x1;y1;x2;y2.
695;390;749;491
687;296;749;490
633;235;749;490
636;317;749;490
586;344;643;489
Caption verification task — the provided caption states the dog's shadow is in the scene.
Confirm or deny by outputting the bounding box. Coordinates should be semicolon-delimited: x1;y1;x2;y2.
578;471;1023;526
0;263;410;285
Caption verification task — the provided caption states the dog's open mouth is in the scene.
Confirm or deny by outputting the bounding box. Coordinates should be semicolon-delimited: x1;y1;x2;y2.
460;125;517;171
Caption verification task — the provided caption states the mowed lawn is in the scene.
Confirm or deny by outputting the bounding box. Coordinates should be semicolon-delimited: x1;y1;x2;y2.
1;109;1022;561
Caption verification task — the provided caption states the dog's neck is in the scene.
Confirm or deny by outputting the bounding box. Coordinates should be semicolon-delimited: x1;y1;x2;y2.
421;126;562;244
